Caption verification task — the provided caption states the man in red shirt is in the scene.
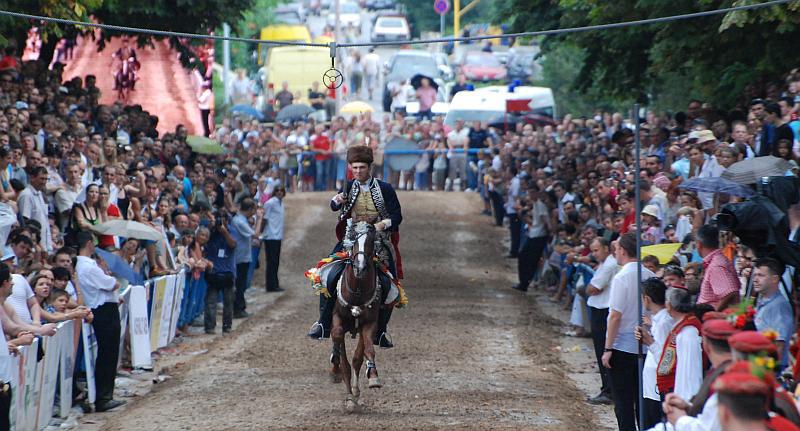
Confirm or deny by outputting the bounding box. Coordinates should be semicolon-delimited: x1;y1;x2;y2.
311;124;334;191
696;224;740;310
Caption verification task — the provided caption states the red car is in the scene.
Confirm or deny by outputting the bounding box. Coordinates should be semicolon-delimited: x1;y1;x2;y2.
460;52;507;82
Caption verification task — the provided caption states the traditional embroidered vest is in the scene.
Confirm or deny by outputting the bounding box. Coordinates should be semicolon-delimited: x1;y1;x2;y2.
656;315;702;396
353;186;379;221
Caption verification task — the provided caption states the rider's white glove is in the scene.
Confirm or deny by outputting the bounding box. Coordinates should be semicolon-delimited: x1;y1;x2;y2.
332;193;346;205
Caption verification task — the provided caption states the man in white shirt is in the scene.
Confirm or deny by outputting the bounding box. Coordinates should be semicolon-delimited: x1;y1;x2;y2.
0;264;35;429
513;184;549;292
603;232;656;431
585;237;619;405
17;166;52;252
361;48;380;100
635;278;674;428
74;231;125;412
446;120;469;191
261;185;285;292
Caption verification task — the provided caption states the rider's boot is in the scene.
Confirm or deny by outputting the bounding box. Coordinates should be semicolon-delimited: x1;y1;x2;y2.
307;294;335;339
373;307;394;348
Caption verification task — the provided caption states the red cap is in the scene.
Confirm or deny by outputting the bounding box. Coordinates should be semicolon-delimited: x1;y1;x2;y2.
767;415;800;431
729;331;778;355
702;319;739;341
713;371;771;397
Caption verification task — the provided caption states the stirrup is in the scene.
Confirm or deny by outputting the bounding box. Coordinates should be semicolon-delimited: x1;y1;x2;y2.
308;321;325;340
377;332;394;348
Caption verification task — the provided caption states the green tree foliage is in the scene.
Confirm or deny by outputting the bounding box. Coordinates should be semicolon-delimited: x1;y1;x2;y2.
496;0;800;111
219;0;282;72
0;0;255;70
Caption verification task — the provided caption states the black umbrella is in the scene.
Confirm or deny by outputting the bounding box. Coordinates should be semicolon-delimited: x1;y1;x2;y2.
410;74;439;91
275;103;314;122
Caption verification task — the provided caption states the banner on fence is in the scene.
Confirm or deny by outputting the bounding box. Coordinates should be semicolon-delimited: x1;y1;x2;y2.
158;276;176;348
149;277;167;349
59;320;79;419
118;286;131;370
168;274;185;345
82;322;97;404
129;285;152;368
36;333;60;428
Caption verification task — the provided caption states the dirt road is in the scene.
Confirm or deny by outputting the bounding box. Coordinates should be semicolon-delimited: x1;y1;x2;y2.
103;192;601;430
62;35;205;136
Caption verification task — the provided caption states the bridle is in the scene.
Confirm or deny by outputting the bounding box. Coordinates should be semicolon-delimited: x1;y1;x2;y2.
338;222;380;315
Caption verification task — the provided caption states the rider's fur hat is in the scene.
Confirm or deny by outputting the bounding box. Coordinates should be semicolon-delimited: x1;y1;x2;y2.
347;145;373;165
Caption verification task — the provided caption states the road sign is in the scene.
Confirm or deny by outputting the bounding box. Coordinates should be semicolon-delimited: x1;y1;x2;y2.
433;0;450;15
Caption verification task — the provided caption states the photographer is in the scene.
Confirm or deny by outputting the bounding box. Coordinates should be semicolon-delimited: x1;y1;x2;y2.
203;209;236;334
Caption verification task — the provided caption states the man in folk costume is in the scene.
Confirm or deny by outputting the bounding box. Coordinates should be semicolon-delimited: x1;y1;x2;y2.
307;145;403;348
655;287;703;401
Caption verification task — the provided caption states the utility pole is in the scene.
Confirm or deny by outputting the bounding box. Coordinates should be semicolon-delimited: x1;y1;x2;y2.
222;23;231;104
334;0;341;115
454;0;460;46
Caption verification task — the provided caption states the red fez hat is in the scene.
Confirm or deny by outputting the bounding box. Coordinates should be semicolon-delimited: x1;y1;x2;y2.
702;319;739;341
713;371;771;397
767;416;800;431
347;145;373;165
729;331;777;355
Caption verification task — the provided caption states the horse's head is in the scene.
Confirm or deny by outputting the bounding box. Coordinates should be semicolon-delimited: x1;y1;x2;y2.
351;221;376;278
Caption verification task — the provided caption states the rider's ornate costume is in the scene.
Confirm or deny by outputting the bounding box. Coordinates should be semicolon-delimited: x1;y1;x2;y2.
307;145;403;346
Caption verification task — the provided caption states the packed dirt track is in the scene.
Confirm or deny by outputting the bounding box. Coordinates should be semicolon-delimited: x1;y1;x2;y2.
104;192;599;430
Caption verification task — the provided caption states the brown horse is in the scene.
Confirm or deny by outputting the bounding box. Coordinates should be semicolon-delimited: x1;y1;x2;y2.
330;221;383;412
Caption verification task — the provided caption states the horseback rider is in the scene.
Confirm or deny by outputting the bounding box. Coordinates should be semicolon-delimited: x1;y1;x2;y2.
307;145;403;348
112;36;138;91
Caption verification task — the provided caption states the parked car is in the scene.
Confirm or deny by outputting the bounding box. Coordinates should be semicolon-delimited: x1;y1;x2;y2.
274;6;304;25
327;2;361;28
382;50;445;112
366;0;396;11
459;51;507;82
371;15;410;42
507;52;539;83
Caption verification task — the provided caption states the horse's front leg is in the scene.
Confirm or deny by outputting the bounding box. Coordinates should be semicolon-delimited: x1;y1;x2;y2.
363;317;382;389
352;333;365;399
332;314;357;412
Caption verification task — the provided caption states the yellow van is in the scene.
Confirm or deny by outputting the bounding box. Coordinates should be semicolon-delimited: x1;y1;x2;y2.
264;46;329;108
258;25;312;64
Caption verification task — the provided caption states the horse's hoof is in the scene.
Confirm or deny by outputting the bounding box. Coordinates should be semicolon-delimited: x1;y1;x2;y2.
330;370;342;384
344;396;359;413
368;376;382;388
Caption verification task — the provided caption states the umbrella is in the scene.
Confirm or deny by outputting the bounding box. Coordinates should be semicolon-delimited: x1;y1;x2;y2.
230;104;264;120
340;101;374;114
641;243;682;264
90;220;163;241
678;176;754;197
721;156;793;185
275;103;314;122
410;74;439;91
96;248;143;285
384;136;420;171
186;135;224;155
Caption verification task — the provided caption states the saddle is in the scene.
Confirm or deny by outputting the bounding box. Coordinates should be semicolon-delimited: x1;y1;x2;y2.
324;260;394;307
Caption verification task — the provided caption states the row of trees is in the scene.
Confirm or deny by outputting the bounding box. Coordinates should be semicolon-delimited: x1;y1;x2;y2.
0;0;253;69
493;0;800;115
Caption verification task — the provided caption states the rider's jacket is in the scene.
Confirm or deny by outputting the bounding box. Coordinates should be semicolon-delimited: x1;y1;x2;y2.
332;177;403;278
332;177;402;232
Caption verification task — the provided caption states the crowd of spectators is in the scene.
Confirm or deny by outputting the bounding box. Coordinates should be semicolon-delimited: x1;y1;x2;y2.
0;44;290;425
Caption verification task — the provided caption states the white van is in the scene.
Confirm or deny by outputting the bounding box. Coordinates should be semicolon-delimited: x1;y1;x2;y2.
444;86;556;127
